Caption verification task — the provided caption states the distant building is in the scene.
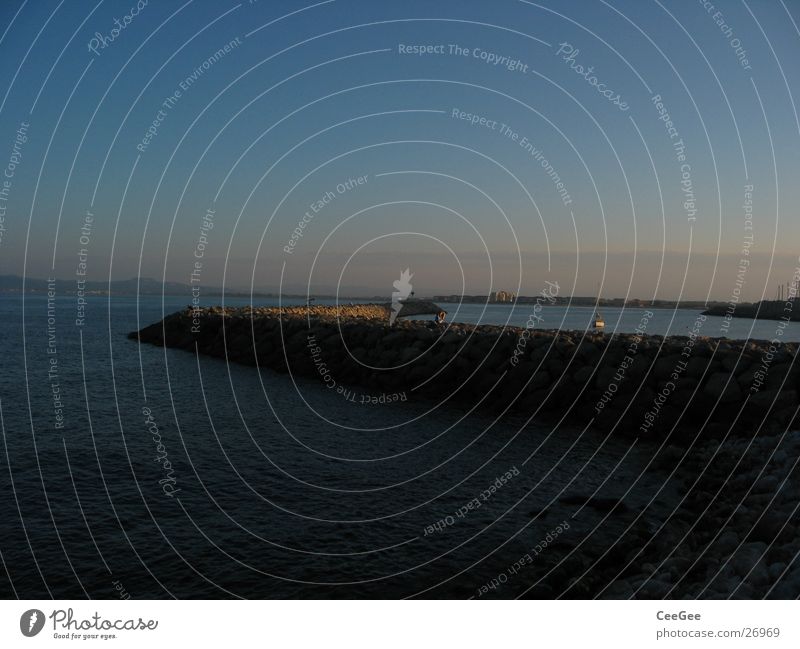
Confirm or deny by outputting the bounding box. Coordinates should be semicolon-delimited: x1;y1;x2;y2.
494;290;516;303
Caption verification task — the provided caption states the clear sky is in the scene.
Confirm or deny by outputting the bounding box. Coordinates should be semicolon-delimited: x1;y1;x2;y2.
0;0;798;300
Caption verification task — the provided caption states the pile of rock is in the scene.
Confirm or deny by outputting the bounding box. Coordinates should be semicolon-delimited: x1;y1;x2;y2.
130;305;800;436
130;304;800;598
566;427;800;599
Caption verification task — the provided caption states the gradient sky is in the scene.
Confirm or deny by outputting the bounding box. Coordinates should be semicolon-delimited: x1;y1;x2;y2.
0;0;798;300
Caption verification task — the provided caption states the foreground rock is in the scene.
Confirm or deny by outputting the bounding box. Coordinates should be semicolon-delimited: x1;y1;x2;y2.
130;304;800;598
130;305;800;437
534;427;800;599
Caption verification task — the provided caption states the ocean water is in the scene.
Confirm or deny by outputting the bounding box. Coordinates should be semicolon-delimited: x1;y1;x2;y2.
442;302;800;342
0;294;783;598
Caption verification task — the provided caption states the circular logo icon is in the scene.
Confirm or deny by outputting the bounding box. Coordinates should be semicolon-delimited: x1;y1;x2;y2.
20;609;45;637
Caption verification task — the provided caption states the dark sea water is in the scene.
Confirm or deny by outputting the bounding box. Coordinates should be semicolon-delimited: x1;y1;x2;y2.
0;294;780;599
440;302;800;342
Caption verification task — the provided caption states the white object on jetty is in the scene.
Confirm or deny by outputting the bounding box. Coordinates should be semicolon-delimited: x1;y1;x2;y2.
593;312;605;329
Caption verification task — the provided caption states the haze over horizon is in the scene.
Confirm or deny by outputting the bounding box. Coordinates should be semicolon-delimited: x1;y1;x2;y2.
13;247;800;302
0;1;798;302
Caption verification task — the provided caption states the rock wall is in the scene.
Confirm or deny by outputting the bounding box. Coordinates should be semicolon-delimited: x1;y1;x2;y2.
131;306;800;436
703;299;800;322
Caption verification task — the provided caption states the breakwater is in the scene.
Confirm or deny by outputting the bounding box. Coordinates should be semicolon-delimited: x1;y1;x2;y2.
130;305;800;436
704;299;800;323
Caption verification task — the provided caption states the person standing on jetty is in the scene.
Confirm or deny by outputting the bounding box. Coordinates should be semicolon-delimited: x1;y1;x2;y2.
390;268;414;325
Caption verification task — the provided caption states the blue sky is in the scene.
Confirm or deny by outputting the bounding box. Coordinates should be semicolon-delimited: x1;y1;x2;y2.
0;0;798;300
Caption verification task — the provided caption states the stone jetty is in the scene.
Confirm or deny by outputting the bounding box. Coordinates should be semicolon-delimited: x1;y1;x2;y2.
130;304;800;598
703;299;800;323
130;304;800;436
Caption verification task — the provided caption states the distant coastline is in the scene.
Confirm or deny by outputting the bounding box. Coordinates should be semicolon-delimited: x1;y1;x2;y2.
432;294;721;310
703;299;800;323
1;274;729;309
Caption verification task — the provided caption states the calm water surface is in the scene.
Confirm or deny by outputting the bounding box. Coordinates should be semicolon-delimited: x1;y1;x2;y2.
444;302;800;342
0;294;775;598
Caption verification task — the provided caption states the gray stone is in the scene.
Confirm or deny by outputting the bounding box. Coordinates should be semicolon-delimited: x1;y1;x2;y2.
703;372;744;403
573;365;595;384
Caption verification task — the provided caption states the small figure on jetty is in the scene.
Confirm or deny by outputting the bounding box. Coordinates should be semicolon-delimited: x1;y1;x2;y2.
390;268;414;325
434;310;447;324
593;311;605;330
